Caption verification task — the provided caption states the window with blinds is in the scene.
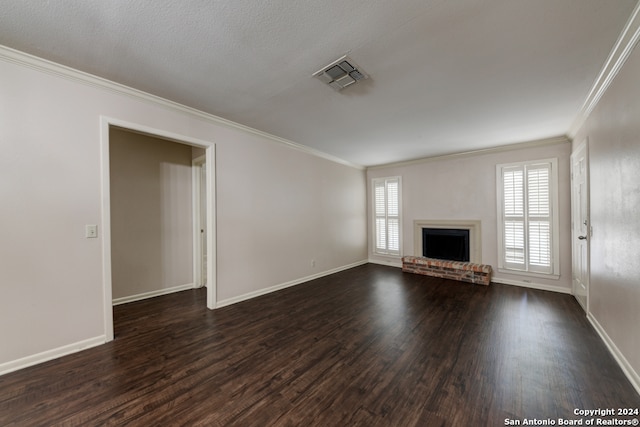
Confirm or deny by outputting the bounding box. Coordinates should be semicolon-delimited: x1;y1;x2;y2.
373;177;401;256
497;159;558;276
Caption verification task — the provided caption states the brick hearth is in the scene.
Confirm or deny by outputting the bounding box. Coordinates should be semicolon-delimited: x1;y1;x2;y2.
402;256;492;286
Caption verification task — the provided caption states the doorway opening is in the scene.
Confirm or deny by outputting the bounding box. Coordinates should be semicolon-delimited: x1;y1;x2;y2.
100;117;216;342
193;154;207;288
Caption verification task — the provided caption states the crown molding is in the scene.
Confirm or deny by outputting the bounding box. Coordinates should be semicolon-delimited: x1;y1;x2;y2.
0;45;364;170
367;135;570;170
568;2;640;138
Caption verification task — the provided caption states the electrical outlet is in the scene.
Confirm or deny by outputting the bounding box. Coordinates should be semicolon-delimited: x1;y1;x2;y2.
311;259;316;267
85;225;98;238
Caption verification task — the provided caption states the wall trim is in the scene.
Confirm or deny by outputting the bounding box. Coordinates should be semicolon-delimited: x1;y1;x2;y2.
0;44;363;171
367;136;570;170
568;2;640;137
588;313;640;396
0;336;105;376
216;260;368;308
112;283;196;306
491;277;572;294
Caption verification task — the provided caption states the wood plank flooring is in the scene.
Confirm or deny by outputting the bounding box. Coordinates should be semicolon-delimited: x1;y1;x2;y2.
1;264;639;426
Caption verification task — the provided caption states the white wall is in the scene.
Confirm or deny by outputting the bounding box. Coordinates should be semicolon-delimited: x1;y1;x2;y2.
0;48;367;370
110;129;194;299
216;140;368;301
367;140;573;292
572;37;640;389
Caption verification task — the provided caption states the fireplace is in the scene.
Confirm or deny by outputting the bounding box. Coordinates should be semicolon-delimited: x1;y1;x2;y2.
422;228;470;262
413;220;482;263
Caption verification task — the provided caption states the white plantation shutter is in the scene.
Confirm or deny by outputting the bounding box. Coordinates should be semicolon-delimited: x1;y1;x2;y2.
504;220;525;264
497;160;557;276
375;181;387;251
373;177;401;255
528;167;550;217
376;217;386;251
503;168;525;265
503;169;524;216
529;221;551;267
386;180;400;252
527;165;551;271
387;218;399;252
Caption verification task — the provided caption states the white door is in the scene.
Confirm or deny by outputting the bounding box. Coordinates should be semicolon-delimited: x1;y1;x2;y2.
571;140;589;312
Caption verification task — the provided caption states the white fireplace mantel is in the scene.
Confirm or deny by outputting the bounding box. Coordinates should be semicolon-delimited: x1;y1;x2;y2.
413;220;482;264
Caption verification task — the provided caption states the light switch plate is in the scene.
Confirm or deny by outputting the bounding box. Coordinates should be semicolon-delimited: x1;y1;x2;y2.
86;225;98;238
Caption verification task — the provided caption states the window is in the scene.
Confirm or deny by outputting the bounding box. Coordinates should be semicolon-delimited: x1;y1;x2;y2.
497;159;559;277
373;176;401;256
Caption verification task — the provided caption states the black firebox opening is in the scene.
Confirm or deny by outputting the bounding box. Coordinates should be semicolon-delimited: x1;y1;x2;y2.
422;228;470;262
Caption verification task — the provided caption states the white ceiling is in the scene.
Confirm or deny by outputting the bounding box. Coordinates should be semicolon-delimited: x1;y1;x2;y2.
1;1;637;166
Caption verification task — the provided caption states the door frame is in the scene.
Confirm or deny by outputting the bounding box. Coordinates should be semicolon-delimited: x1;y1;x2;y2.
570;138;590;312
100;116;217;342
192;154;207;288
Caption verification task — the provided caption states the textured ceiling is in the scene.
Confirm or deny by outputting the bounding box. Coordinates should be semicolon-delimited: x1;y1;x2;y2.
0;0;637;166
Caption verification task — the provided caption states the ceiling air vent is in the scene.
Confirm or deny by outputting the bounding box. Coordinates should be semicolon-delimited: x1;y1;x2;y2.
313;55;368;91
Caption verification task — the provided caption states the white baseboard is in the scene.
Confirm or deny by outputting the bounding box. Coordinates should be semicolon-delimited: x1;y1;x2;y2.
368;258;403;268
491;277;572;294
0;335;106;376
112;283;196;306
588;313;640;396
216;260;368;308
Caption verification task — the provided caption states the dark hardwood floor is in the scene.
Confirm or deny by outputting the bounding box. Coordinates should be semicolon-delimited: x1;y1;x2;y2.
1;264;639;426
